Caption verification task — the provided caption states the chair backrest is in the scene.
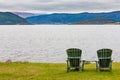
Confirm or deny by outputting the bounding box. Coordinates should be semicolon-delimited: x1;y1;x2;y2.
66;48;82;67
97;48;112;68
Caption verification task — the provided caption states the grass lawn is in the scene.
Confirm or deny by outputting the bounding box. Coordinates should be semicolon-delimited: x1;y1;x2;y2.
0;62;120;80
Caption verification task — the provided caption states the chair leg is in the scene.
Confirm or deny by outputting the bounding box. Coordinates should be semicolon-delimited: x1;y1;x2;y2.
66;60;70;73
97;66;100;72
82;60;85;71
67;67;70;73
110;62;112;72
78;67;82;72
98;68;100;72
96;61;100;72
95;61;98;71
110;66;112;72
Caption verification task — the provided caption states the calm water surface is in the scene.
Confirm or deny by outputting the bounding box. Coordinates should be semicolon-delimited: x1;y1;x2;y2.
0;25;120;63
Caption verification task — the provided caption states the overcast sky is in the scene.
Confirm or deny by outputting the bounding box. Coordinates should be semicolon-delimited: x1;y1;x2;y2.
0;0;120;13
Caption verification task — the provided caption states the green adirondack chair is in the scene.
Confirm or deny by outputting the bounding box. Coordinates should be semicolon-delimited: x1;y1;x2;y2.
96;48;112;72
66;48;84;72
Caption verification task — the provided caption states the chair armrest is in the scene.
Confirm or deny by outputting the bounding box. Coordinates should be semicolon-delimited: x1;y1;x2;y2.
95;61;98;64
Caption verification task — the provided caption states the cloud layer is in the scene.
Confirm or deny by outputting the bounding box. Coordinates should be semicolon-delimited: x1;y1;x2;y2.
0;0;120;13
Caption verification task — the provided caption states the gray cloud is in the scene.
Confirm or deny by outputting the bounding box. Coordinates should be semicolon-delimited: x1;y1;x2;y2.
0;0;120;13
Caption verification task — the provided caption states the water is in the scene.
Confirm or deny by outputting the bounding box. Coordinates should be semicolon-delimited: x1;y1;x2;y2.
0;25;120;63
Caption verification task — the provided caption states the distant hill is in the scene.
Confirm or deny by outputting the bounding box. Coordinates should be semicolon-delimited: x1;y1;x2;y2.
74;18;116;24
26;11;120;24
13;12;39;18
0;12;30;25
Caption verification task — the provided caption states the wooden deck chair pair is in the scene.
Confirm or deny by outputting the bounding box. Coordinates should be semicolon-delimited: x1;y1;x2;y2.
66;48;112;72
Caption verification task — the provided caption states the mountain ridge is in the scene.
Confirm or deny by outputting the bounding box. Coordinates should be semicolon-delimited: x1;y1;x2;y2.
0;12;30;25
26;11;120;24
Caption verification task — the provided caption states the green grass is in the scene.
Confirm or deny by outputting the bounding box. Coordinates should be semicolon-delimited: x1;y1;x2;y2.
0;62;120;80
